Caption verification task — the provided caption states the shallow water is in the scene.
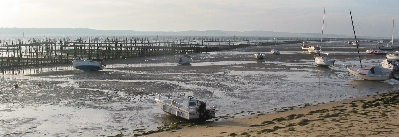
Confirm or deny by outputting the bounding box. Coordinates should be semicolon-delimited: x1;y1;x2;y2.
1;43;398;136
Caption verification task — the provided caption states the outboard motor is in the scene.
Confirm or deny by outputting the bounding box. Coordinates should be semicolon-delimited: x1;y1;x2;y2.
197;100;216;120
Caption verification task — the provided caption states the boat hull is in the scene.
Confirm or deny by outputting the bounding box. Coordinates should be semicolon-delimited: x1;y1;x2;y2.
315;56;334;66
386;52;399;60
271;49;280;55
347;66;392;81
155;96;215;121
178;57;192;65
254;53;265;59
72;60;105;71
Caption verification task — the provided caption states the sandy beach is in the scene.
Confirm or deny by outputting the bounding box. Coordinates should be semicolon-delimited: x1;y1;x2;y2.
149;91;399;137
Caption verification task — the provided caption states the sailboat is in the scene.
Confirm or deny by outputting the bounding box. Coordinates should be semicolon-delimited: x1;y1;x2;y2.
379;19;395;50
346;10;393;81
314;8;335;67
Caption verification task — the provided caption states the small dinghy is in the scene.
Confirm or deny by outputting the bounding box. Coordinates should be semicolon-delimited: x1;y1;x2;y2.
72;59;105;72
271;49;280;55
381;59;399;71
178;54;193;65
315;56;335;67
155;95;216;120
307;46;321;54
386;51;399;60
254;53;265;59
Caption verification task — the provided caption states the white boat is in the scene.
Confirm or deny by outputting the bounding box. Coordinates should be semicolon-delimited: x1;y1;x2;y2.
301;41;310;50
380;19;395;50
386;51;399;60
381;59;399;71
271;49;280;55
315;56;335;66
178;54;193;65
378;45;393;50
378;40;384;44
254;53;265;59
155;95;216;120
314;8;335;67
366;49;388;55
308;45;321;54
352;41;359;46
347;10;393;81
347;66;393;81
72;59;105;71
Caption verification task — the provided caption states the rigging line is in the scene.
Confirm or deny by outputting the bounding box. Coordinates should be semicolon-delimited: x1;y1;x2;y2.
350;10;362;68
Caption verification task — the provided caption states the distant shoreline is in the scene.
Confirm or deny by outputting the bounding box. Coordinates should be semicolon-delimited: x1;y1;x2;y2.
0;28;362;38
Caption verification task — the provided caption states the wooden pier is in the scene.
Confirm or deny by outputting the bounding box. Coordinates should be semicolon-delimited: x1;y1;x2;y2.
0;36;253;71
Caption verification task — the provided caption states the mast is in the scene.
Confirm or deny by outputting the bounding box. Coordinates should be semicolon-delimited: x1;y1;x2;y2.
392;19;394;46
319;7;325;56
350;10;362;68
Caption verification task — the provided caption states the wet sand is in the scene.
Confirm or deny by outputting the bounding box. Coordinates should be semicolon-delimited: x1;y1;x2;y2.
150;91;399;137
1;41;399;136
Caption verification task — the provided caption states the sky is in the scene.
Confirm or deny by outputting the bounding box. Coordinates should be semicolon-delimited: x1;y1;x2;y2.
0;0;398;38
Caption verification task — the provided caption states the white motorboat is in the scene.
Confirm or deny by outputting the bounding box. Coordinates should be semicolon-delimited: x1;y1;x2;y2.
178;54;193;65
386;51;399;60
155;95;216;120
254;53;265;59
381;59;399;71
347;10;393;81
271;49;280;55
72;59;105;72
315;56;335;67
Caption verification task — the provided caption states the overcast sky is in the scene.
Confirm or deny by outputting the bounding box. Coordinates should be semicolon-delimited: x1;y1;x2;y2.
1;0;398;38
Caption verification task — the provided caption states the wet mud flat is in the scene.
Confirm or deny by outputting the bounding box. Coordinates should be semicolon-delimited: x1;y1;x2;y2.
1;42;398;136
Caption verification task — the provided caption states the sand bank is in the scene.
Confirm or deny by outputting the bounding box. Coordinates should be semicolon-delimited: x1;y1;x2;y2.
148;91;399;137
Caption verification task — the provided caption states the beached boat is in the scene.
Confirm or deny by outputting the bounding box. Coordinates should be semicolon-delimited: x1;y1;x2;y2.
352;41;359;46
315;56;335;67
314;8;335;67
178;54;193;65
378;45;393;50
366;49;387;55
379;19;395;50
347;10;393;81
72;59;105;71
155;95;216;120
386;51;399;60
271;49;280;55
254;53;265;59
381;59;399;71
347;66;393;81
301;41;310;50
308;45;321;54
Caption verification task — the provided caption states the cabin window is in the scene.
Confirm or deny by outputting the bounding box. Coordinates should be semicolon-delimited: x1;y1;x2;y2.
189;102;196;106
